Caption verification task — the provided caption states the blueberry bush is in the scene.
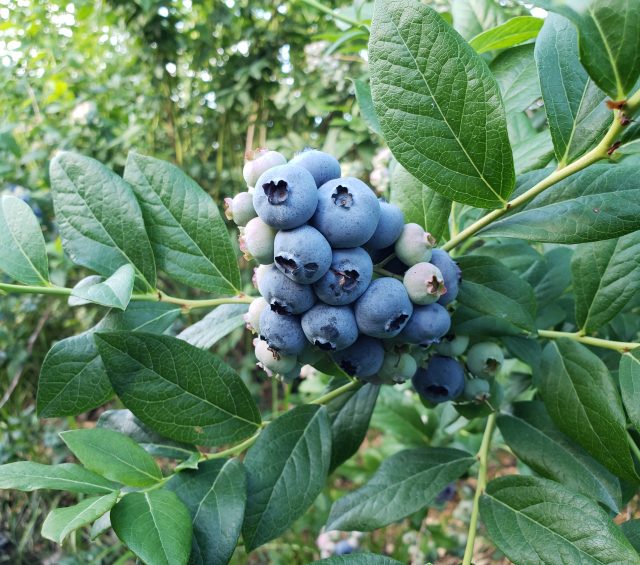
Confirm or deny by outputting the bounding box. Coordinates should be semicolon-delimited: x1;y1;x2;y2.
2;0;640;563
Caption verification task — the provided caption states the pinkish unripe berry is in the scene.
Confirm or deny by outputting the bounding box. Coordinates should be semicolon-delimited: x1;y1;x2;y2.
394;223;436;266
403;262;447;305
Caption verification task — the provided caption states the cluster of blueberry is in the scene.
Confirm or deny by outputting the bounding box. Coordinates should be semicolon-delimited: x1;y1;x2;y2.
226;149;502;405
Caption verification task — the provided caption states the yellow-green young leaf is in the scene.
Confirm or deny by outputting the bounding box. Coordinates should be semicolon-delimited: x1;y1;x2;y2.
389;164;450;243
60;428;163;487
369;0;514;208
469;16;543;54
539;340;639;482
534;13;610;166
0;462;119;494
352;79;382;136
0;194;49;285
620;351;640;434
41;492;118;544
480;476;640;564
70;264;135;310
123;152;241;296
94;332;261;447
111;491;193;565
49;152;156;290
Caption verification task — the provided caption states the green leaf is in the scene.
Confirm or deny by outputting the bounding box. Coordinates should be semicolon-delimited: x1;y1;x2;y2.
480;476;640;564
42;491;119;544
60;428;163;487
326;447;474;531
512;129;555;175
0;194;49;285
572;231;640;333
621;520;640;554
369;0;514;208
177;304;248;350
70;264;135;310
94;332;261;446
311;556;403;565
98;409;198;461
620;351;640;433
111;490;193;565
452;255;536;337
242;404;331;551
451;0;504;40
0;462;119;494
352;79;382;136
535;13;610;166
49;152;156;290
389;164;451;243
480;162;640;243
539;340;638;482
37;302;180;418
326;382;379;472
498;401;622;511
531;0;640;99
523;247;573;308
469;16;543;54
167;458;246;565
370;386;429;445
123;152;240;295
490;44;540;114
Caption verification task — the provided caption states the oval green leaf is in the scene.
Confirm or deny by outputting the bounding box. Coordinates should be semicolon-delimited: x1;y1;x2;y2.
469;16;543;54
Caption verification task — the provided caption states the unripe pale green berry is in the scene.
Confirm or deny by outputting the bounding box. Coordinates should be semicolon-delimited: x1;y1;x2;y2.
463;378;491;403
403;262;446;305
435;334;470;357
466;342;504;378
377;351;418;384
394;223;436;266
244;297;268;334
240;217;276;264
224;191;257;226
243;149;287;187
254;338;297;375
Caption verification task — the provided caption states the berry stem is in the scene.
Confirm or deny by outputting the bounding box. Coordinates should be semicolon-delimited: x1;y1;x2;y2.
372;266;402;281
537;329;639;353
310;379;361;405
442;88;640;253
462;412;496;565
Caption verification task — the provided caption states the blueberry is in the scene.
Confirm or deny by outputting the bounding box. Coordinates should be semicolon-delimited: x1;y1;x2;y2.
365;200;404;250
257;264;316;315
332;336;385;378
429;249;461;306
412;356;465;403
312;177;381;248
290;149;341;187
378;351;418;384
395;223;436;266
274;225;332;284
253;164;318;229
435;334;470;357
245;297;269;334
333;540;354;556
254;338;297;375
243;149;287;187
239;217;276;264
313;247;373;305
463;378;491;403
466;342;504;378
252;263;272;289
354;278;413;338
435;483;456;504
224;191;257;226
400;303;451;345
259;308;306;356
403;262;447;305
301;304;358;351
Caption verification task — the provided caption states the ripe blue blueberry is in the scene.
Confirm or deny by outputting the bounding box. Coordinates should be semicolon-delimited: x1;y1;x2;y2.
403;262;447;305
313;247;373;305
273;225;332;284
365;200;405;250
244;296;268;334
332;336;385;378
394;223;436;266
290;149;341;187
412;355;465;404
429;249;461;306
435;334;470;357
377;351;418;384
243;149;287;187
239;217;276;264
400;303;451;345
301;304;358;351
257;264;315;315
354;277;413;338
259;307;306;356
312;177;381;248
463;378;491;403
466;342;504;378
224;191;257;226
253;164;318;229
254;338;297;375
333;540;355;556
